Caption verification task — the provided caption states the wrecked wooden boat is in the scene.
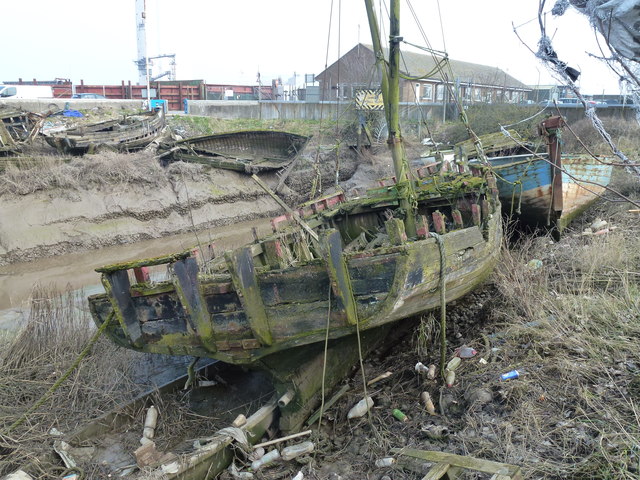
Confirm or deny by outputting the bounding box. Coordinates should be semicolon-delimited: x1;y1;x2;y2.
480;116;613;235
161;130;311;173
43;108;165;154
0;110;38;155
88;175;501;364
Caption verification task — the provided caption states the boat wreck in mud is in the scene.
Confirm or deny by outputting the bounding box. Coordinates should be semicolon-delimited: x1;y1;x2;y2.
0;110;39;155
42;108;165;154
160;130;311;173
466;116;613;236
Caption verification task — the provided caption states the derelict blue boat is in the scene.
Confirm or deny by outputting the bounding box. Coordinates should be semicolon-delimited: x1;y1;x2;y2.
487;117;613;235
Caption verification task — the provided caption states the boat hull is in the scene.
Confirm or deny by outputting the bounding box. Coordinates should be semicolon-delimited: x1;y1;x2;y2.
166;130;311;172
89;192;502;365
489;153;612;232
44;109;165;153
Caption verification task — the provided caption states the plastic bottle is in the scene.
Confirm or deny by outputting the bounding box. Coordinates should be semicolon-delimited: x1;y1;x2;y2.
446;357;461;371
445;369;456;387
251;449;280;470
375;457;396;467
140;405;158;444
427;364;437;379
281;441;314;461
347;396;374;419
456;346;477;358
420;391;436;415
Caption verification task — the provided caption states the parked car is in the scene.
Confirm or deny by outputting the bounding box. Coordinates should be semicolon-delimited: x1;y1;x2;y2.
72;93;106;99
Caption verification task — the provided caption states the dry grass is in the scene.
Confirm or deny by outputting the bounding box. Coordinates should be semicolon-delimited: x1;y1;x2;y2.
0;288;150;477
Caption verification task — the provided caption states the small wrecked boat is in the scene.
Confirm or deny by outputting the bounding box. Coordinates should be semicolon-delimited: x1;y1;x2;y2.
160;130;311;173
479;116;613;235
460;117;613;236
43;108;165;154
0;110;39;155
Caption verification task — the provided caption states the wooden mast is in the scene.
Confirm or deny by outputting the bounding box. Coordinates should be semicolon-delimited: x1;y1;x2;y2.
364;0;417;237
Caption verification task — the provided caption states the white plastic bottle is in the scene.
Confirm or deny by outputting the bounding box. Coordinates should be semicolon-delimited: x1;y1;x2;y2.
347;396;374;419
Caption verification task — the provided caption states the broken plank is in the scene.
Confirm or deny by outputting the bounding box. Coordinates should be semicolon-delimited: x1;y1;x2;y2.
393;448;522;478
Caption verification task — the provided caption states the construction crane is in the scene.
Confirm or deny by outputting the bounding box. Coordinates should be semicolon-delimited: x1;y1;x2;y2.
134;0;176;84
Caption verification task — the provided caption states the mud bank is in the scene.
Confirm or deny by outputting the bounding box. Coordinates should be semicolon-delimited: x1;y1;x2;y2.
0;165;284;266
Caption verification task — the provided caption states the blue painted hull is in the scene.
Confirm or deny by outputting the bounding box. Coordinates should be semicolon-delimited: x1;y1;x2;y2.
489;153;613;231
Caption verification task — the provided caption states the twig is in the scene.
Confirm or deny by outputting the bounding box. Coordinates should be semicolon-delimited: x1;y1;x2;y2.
253;430;312;449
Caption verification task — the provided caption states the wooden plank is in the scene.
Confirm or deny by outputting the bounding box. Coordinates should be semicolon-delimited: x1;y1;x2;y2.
172;257;217;353
394;448;521;477
251;173;319;241
421;462;450;480
103;271;143;347
225;247;273;346
321;229;358;325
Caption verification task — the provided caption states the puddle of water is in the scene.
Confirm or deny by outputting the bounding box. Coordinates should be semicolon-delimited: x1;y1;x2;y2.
0;217;272;327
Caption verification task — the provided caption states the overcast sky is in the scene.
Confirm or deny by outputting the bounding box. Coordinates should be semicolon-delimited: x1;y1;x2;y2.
1;0;623;95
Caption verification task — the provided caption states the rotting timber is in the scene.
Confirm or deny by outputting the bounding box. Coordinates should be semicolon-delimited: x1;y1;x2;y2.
159;130;311;173
87;0;502;443
0;110;39;155
43;108;165;154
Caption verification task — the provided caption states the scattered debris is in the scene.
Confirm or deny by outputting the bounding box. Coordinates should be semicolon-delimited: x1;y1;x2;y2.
500;370;520;381
347;397;374;419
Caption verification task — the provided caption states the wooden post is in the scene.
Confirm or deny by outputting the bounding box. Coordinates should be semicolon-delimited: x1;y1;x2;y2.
471;203;481;226
172;257;217;353
225;247;273;346
432;211;446;235
452;209;464;229
416;215;430;239
386;218;407;245
321;229;358;326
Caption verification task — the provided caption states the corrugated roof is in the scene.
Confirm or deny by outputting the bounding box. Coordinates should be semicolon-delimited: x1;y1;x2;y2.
360;44;529;89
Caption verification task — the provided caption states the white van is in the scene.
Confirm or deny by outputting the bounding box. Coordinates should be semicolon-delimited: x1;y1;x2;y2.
0;84;54;98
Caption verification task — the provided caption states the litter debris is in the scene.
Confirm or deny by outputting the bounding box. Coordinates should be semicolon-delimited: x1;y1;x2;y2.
455;346;477;358
427;364;437;379
53;440;77;469
48;427;64;436
421;424;449;439
134;441;177;468
415;362;430;373
445;369;456;387
62;475;78;480
526;259;543;269
281;441;314;461
232;414;247;428
347;396;374;419
249;447;265;461
500;370;520;381
591;218;607;231
420;391;436;415
375;457;396;467
2;471;33;480
229;462;254;479
446;357;461;371
292;472;304;480
253;430;312;449
140;405;158;445
251;449;280;470
367;371;392;386
392;409;408;422
478;358;488;365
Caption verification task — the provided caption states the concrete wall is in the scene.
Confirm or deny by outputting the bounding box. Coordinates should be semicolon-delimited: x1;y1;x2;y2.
0;98;145;113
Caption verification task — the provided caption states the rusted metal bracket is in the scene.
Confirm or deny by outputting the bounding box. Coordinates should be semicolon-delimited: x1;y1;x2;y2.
225;247;273;346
